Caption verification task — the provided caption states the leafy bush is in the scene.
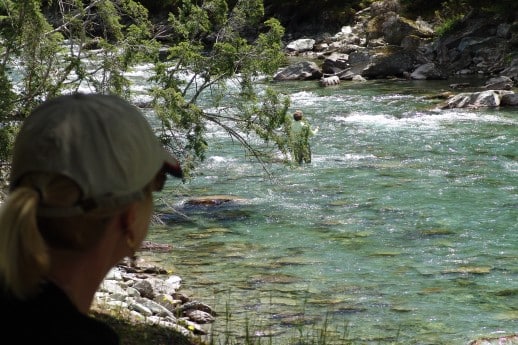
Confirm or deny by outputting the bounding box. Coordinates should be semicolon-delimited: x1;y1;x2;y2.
0;1;290;177
435;14;465;36
0;123;16;163
433;0;471;37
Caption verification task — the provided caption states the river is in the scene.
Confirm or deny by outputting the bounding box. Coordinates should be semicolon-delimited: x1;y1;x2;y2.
131;70;517;345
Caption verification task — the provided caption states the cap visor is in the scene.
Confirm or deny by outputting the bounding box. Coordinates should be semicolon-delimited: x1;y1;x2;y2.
162;149;183;178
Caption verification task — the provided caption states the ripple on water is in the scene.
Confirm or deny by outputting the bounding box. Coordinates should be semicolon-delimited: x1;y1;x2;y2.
143;79;518;345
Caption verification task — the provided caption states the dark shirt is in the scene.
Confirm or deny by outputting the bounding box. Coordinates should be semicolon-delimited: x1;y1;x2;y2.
0;281;119;345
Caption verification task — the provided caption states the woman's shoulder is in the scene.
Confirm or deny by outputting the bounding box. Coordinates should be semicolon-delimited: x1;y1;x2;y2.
1;282;119;345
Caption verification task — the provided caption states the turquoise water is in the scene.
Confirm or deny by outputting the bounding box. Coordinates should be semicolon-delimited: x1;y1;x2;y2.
144;78;517;344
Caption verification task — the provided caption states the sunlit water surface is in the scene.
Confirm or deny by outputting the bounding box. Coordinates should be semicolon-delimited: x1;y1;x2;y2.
128;71;517;345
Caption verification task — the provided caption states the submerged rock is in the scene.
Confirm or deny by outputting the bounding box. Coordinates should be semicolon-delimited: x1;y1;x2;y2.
184;195;247;206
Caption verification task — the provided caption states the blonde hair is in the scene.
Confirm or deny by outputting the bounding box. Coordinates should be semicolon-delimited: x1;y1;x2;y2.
0;172;151;299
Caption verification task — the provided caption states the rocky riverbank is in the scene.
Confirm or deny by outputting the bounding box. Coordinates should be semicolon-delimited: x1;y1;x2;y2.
273;0;518;108
93;254;216;343
92;197;246;340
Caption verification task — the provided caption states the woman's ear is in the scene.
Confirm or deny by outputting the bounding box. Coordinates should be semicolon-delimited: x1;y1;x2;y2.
120;203;138;230
119;203;139;250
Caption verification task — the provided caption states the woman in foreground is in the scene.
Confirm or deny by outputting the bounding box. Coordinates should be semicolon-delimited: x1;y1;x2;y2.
0;93;183;344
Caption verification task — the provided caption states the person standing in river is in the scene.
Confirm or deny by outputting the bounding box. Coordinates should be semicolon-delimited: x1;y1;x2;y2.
0;93;183;345
288;110;318;164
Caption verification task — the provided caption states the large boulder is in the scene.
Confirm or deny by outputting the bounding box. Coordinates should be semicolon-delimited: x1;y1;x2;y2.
501;92;518;106
441;90;515;108
483;76;514;90
382;14;434;46
321;52;349;75
433;13;514;76
411;62;446;80
360;47;417;78
273;61;322;81
285;38;316;54
500;58;518;82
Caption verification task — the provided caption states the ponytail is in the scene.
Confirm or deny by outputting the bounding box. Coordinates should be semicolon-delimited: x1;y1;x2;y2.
0;187;49;299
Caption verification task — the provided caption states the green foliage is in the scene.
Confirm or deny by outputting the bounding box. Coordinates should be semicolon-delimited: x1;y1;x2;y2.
433;0;471;37
0;67;16;122
0;0;157;160
412;0;518;37
134;0;181;15
0;0;63;162
8;0;157;98
150;0;289;176
0;0;289;177
435;14;464;37
0;123;17;164
0;0;64;114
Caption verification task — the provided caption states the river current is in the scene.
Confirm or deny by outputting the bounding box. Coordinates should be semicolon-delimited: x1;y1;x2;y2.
129;69;517;345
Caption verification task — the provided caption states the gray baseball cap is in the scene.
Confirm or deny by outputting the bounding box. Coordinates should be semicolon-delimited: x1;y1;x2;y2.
9;93;182;217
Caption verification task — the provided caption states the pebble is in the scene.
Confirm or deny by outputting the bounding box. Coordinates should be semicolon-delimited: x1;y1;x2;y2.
94;260;216;340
